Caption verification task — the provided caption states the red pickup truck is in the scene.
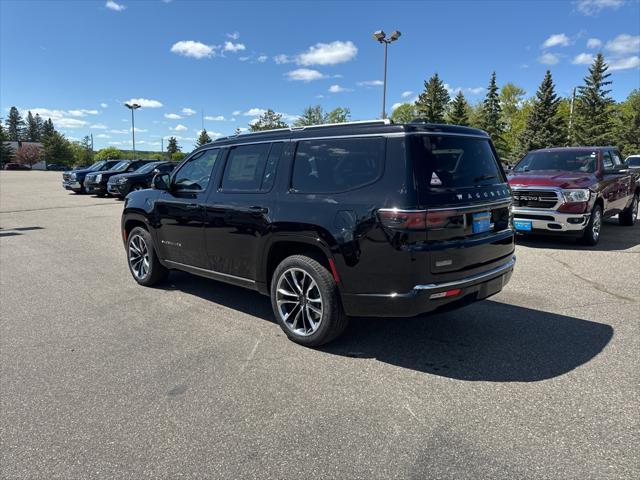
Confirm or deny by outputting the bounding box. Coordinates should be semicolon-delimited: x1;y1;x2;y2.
508;146;639;245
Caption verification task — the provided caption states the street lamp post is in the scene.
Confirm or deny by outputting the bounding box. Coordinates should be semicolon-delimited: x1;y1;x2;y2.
124;102;141;159
373;29;401;119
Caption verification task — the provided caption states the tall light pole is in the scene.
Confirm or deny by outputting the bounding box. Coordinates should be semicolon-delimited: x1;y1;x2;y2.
373;29;401;119
124;102;141;159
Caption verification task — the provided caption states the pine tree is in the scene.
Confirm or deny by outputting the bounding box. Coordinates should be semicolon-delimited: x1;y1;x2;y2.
249;109;288;131
196;129;212;147
324;107;351;124
167;137;180;155
448;92;470;126
43;131;73;165
294;105;325;126
25;111;41;142
6;107;25;141
0;122;14;163
414;73;450;123
573;53;615;146
479;72;506;153
35;113;44;140
517;71;566;156
42;118;55;139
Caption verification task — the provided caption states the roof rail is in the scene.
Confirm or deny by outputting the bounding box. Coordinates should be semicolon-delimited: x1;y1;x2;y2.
290;118;391;131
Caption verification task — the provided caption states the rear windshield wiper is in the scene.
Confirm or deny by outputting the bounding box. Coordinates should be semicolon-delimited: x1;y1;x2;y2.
473;174;496;183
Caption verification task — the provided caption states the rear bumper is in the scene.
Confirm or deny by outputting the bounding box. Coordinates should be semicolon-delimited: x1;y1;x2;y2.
512;207;589;233
341;256;515;317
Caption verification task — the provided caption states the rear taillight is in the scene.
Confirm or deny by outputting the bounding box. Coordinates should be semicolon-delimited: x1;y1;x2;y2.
378;209;461;230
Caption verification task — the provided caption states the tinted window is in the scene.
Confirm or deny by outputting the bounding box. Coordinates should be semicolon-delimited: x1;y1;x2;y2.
411;135;504;189
158;163;176;173
136;162;161;174
221;143;281;192
627;157;640;167
173;149;220;191
602;151;613;169
292;137;384;193
611;151;622;166
515;150;598;173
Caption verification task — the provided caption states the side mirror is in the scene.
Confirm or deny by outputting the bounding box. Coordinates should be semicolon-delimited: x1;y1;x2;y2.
152;173;171;190
152;168;160;174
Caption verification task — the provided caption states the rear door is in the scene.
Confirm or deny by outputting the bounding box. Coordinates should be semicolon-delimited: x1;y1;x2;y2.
154;148;222;268
410;134;514;279
610;149;633;211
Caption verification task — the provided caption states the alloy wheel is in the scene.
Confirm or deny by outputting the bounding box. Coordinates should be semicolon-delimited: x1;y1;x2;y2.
128;234;150;280
275;268;323;336
592;209;602;240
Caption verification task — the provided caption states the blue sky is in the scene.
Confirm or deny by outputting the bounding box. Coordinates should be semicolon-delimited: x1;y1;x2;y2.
1;0;639;151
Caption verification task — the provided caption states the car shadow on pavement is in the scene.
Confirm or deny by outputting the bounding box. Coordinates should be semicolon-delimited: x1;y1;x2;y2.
516;219;639;252
163;272;612;382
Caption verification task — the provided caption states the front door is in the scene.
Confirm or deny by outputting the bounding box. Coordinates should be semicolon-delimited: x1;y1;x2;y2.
155;148;222;268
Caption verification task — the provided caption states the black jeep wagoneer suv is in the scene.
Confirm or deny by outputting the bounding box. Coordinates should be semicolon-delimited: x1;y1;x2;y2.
121;120;516;346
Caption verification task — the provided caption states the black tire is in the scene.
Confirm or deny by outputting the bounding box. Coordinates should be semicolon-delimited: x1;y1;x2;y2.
580;204;603;246
619;194;638;226
270;254;348;347
126;226;169;286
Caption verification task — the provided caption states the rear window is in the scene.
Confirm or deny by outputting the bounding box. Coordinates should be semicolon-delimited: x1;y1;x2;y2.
410;135;504;190
292;137;384;193
514;150;597;173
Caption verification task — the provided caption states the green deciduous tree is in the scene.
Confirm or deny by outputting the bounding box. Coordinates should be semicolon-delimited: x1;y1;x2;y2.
390;103;417;123
415;73;450;123
167;137;181;155
573;53;615;146
171;152;185;162
324;107;351;124
6;107;25;141
448;92;470;126
43;131;73;166
614;89;640;157
517;71;566;156
95;146;122;161
499;83;526;159
196;129;212;147
249;109;288;131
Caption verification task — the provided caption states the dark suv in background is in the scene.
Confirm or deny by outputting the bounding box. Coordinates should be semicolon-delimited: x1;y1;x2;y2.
121;120;516;346
84;159;155;196
62;160;121;193
108;161;176;198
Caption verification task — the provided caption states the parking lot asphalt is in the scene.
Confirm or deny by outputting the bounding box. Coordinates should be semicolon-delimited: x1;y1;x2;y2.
1;171;638;479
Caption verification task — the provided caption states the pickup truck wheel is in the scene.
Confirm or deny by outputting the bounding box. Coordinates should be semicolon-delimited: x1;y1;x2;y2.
619;194;638;226
580;204;602;246
271;255;348;347
127;227;168;286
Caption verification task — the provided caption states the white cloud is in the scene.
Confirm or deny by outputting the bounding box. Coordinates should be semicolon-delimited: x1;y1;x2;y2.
226;32;240;40
239;56;251;62
296;41;358;66
391;102;404;112
109;129;128;134
170;40;215;59
96;134;110;138
105;0;125;12
232;110;241;116
286;68;325;82
328;84;351;93
467;87;485;95
609;55;640;70
100;102;109;108
173;124;188;131
401;90;413;98
257;55;268;63
126;98;163;108
605;34;640;56
181;107;196;116
273;54;291;64
109;141;123;145
572;52;595;64
90;123;108;129
26;108;89;129
223;41;246;52
443;84;485;95
587;38;602;49
132;127;147;133
164;113;182;119
542;33;570;48
575;0;624;16
243;108;266;116
204;115;225;121
68;109;99;117
357;80;384;87
538;52;561;65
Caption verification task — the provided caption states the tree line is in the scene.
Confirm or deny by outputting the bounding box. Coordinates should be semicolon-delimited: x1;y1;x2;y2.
390;53;639;160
